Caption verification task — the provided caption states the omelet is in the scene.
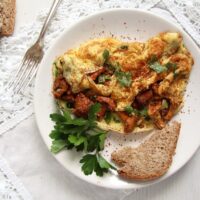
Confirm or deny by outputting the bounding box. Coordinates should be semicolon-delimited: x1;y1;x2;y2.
52;32;193;134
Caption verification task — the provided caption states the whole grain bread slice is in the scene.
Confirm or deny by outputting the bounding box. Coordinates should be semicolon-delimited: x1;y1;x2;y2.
0;0;16;36
111;121;181;181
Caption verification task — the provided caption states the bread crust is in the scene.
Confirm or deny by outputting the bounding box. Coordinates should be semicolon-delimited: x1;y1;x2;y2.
111;121;181;181
0;0;16;36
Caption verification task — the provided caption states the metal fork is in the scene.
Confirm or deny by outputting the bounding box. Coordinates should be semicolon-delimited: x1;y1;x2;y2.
7;0;62;94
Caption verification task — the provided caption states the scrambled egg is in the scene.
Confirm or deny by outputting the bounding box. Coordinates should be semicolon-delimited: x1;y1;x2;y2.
53;32;193;133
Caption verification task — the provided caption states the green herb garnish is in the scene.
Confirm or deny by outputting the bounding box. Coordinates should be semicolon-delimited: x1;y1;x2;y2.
124;105;134;115
80;153;116;176
53;63;58;77
104;112;121;124
161;99;169;109
115;70;132;87
112;113;121;123
104;111;112;124
98;74;111;84
149;62;168;73
148;54;158;64
139;107;148;117
165;62;177;70
49;103;116;176
173;70;179;78
120;45;128;50
103;49;110;62
165;62;178;77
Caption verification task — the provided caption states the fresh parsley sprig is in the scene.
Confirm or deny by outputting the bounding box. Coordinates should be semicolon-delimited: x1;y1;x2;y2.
49;103;116;176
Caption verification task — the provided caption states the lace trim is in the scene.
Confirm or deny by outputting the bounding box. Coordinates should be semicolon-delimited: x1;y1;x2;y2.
0;155;33;200
163;0;200;47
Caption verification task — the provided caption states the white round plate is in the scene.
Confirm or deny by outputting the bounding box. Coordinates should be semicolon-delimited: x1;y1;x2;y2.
34;9;200;189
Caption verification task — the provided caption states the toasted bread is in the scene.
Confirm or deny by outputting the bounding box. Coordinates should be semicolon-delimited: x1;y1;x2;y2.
111;121;181;181
0;0;16;36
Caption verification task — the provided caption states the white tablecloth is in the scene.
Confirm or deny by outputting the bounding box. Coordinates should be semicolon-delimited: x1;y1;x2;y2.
0;0;200;199
1;115;200;199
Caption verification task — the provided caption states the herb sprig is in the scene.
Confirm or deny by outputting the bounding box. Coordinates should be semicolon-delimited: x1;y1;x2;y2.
49;103;116;176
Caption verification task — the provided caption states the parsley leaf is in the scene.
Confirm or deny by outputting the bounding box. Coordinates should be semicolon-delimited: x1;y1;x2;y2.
148;54;158;64
50;113;66;123
112;113;121;123
98;134;106;151
68;135;87;146
149;62;168;73
124;105;134;115
51;140;67;153
88;103;101;122
97;154;116;170
104;111;121;124
104;111;112;124
80;154;97;175
87;132;106;152
80;154;116;176
115;70;132;87
103;49;109;62
120;45;128;50
98;74;111;84
165;62;177;70
161;99;169;109
124;105;140;116
139;107;149;118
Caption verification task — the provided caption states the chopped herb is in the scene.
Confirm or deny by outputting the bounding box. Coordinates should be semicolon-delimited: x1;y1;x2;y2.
49;103;116;176
103;49;110;62
120;45;128;50
170;41;179;51
60;58;65;65
165;62;177;70
66;102;73;108
115;70;132;87
88;103;101;122
165;41;180;55
161;99;169;109
148;54;158;64
107;62;121;72
53;64;58;77
139;107;148;117
104;111;112;124
174;70;179;78
104;111;120;124
98;75;111;84
112;113;121;123
124;105;134;115
149;62;168;73
124;105;141;116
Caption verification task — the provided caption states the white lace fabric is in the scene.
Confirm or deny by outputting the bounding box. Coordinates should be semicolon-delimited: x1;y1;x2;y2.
0;155;32;200
0;0;200;199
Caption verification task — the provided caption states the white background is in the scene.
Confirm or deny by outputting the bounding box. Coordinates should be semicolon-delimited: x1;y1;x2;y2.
0;0;199;199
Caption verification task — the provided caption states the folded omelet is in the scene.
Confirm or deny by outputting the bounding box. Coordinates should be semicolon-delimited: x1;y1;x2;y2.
52;32;193;134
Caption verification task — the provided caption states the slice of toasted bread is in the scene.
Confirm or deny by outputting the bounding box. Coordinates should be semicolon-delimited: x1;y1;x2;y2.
0;0;16;36
111;121;181;181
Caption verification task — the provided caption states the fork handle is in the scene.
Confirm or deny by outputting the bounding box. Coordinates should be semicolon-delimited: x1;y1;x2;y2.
37;0;62;44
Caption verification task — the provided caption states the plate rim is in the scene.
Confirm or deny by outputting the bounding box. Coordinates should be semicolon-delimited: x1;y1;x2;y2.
34;8;200;189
